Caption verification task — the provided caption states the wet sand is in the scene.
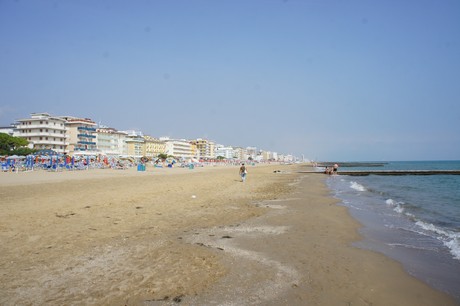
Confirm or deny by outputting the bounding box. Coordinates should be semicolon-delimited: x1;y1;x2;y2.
0;164;457;305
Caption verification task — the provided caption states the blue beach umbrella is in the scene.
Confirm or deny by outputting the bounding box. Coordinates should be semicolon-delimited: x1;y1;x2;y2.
25;155;31;168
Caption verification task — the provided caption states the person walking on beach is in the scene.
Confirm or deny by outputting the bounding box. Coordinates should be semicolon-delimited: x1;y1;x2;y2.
239;163;247;182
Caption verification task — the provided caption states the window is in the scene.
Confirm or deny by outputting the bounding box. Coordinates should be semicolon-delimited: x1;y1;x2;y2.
39;137;42;140
46;137;48;140
40;129;43;132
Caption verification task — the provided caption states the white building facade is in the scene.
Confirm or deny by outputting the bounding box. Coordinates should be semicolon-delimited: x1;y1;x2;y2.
96;128;128;156
215;145;235;159
14;112;68;153
164;138;193;159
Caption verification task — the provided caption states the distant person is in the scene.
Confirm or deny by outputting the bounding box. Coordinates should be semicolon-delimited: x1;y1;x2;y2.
239;163;248;182
333;163;339;174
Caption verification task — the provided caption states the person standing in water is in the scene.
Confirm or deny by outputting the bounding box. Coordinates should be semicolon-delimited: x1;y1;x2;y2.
239;163;247;182
333;163;339;174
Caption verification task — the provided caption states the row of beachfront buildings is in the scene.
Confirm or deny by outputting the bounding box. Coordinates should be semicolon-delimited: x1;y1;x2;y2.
0;112;296;162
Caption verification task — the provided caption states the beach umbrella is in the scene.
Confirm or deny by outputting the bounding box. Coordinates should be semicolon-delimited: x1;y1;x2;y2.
25;155;31;168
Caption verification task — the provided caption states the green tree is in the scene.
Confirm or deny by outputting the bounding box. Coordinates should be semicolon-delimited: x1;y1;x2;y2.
0;133;35;155
157;153;168;161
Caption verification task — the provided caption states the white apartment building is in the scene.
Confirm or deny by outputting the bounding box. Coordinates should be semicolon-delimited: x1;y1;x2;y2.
215;144;235;159
61;116;98;155
14;112;68;153
163;138;193;159
278;154;295;163
96;128;128;156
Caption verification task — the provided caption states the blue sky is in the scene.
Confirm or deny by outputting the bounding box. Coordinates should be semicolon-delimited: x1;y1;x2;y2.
1;0;459;161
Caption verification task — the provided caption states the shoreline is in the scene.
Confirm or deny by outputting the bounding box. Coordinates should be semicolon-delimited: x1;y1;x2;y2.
180;170;458;305
0;164;457;305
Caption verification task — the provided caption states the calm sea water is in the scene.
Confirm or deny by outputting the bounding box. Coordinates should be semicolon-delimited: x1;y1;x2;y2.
325;161;460;301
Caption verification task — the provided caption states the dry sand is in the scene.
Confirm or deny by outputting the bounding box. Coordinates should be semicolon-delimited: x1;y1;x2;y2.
0;164;457;305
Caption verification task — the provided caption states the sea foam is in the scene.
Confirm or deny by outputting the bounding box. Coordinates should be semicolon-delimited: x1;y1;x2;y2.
350;181;366;192
416;220;460;260
386;198;405;214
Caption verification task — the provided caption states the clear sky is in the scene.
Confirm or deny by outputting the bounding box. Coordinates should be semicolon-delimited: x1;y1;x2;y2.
1;0;459;161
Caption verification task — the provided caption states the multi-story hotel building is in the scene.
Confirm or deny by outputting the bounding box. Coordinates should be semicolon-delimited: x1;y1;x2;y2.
194;138;216;159
215;144;235;159
124;130;145;158
13;112;68;153
96;127;128;156
61;116;98;155
246;146;257;160
189;141;197;159
233;147;248;160
144;136;166;159
163;138;193;159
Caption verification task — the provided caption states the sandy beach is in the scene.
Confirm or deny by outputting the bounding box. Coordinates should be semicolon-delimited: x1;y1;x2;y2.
0;164;457;305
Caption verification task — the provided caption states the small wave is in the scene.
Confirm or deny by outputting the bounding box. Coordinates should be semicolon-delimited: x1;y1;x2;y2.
385;198;405;214
393;205;405;214
405;212;415;219
387;243;439;252
350;181;366;192
386;199;395;206
416;221;450;236
415;221;460;260
445;239;460;260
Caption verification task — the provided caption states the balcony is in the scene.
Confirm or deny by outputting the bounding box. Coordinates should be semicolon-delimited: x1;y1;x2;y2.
77;126;97;132
74;147;97;151
77;133;96;138
18;132;67;138
18;124;66;131
31;139;69;145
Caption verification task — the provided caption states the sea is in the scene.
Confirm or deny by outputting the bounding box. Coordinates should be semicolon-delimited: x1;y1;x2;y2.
324;161;460;302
